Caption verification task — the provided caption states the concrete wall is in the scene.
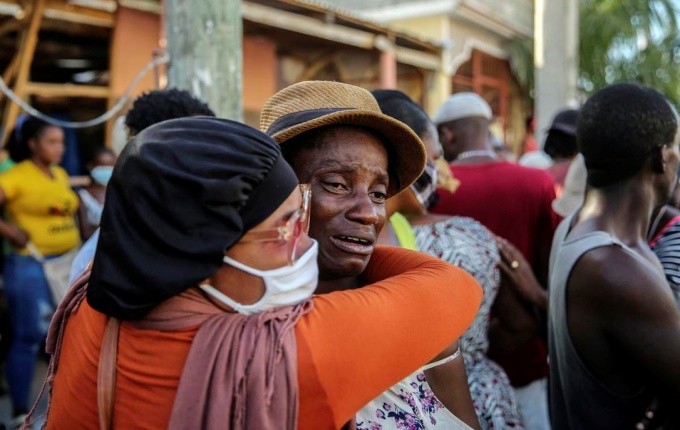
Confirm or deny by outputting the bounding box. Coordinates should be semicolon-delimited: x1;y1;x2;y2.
447;17;509;72
534;0;579;142
464;0;533;37
338;0;537;149
277;48;426;103
380;8;529;120
388;15;449;41
108;7;442;127
334;0;436;11
376;15;451;116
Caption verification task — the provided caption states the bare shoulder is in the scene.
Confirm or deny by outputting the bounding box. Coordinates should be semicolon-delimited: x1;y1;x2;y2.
570;244;675;321
570;241;680;395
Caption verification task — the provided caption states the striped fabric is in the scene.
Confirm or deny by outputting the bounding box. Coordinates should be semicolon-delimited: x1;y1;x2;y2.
650;215;680;308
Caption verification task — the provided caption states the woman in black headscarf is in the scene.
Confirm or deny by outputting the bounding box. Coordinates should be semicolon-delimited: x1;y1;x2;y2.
25;117;478;430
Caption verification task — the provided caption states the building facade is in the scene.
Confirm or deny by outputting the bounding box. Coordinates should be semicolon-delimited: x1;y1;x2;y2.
0;0;444;148
336;0;534;153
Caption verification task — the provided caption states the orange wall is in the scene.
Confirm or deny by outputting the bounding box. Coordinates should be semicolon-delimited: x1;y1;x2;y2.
110;11;276;114
110;7;161;98
243;37;277;112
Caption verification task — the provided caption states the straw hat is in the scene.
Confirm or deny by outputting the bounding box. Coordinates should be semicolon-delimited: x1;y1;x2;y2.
260;81;426;197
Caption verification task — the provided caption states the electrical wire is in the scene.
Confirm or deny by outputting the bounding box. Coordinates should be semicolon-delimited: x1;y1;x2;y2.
0;52;170;129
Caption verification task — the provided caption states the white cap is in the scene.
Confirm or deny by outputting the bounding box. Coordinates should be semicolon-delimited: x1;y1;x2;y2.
552;154;587;217
433;92;493;126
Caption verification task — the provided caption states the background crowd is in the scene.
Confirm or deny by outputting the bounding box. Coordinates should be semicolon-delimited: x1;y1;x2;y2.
0;79;677;430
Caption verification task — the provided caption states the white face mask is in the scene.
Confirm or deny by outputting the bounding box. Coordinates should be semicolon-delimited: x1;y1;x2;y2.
199;239;318;315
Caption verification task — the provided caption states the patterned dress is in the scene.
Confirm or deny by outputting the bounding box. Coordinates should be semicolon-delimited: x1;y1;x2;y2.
416;217;523;429
357;217;523;429
357;368;471;430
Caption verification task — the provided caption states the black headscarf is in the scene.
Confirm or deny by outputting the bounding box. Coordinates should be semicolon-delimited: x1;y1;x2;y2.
87;117;299;320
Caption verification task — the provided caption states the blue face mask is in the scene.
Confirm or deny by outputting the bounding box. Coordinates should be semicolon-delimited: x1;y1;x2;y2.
91;166;113;186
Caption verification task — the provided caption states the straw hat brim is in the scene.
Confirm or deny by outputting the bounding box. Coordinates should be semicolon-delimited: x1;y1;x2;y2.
270;109;426;197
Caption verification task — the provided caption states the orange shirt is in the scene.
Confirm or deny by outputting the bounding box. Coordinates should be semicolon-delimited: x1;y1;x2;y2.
46;247;481;429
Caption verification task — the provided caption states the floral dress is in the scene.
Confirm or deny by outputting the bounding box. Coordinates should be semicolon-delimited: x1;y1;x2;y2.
357;217;523;430
356;358;471;430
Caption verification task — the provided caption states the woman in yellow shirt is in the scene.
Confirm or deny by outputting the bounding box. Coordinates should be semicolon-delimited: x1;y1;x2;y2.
0;117;79;425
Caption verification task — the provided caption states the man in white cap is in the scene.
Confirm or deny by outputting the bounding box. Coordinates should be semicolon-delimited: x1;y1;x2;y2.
430;92;559;430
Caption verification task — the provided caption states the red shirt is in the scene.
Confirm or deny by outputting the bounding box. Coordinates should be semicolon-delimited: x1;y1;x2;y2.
431;161;560;386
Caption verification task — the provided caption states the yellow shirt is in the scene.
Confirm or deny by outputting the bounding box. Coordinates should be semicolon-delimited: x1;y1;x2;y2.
388;212;417;251
0;160;79;255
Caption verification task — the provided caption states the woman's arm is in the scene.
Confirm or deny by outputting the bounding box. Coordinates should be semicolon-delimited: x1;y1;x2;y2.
0;187;27;248
297;246;482;429
0;220;28;248
76;194;97;241
488;237;546;355
497;237;548;311
424;341;481;430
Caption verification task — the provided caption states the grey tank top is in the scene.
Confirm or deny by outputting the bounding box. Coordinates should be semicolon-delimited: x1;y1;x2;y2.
548;214;651;430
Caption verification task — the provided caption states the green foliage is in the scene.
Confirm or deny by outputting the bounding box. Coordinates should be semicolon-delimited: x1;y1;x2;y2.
509;36;534;95
509;0;680;104
580;0;680;103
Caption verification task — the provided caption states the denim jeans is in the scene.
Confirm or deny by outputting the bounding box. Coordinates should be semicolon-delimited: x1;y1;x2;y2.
4;253;54;411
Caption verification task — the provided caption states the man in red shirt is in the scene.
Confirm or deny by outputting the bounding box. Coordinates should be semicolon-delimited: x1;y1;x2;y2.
431;92;559;430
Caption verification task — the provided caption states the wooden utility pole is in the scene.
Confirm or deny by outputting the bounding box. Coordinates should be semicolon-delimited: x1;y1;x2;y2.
164;0;243;120
1;0;46;147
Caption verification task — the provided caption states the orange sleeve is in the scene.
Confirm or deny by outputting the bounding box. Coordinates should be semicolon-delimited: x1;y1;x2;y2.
296;246;482;429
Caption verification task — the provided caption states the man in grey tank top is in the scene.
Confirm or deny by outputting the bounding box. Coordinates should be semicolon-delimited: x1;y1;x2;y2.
548;83;680;429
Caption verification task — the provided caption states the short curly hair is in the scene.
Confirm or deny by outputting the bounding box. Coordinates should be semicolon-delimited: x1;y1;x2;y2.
578;83;678;187
124;88;215;136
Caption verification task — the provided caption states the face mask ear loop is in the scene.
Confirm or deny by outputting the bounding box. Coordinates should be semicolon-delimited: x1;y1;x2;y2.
223;239;318;276
222;254;266;277
198;284;249;314
207;240;318;315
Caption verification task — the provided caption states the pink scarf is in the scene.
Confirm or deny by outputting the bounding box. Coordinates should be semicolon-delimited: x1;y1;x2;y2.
26;270;313;430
